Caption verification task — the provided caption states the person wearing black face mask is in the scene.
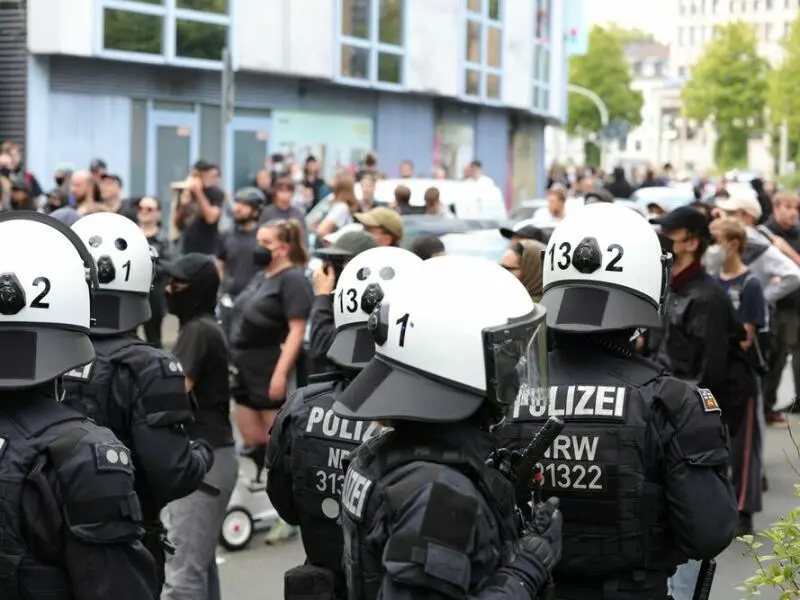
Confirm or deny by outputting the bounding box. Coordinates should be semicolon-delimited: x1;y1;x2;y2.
161;253;237;600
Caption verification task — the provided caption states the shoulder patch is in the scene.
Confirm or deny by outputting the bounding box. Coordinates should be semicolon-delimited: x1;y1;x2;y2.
341;466;373;522
63;361;95;382
0;437;7;460
94;442;134;474
158;357;185;378
698;388;720;413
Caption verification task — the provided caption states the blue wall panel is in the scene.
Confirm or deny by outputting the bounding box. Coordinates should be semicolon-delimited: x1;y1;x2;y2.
474;107;509;191
374;94;436;178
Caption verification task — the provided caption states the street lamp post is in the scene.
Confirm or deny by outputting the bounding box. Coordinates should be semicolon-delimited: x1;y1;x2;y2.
567;84;610;171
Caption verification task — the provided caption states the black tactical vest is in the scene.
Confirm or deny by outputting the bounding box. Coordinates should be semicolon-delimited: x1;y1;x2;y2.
340;431;518;600
289;379;382;586
0;398;90;599
61;336;146;448
496;348;676;591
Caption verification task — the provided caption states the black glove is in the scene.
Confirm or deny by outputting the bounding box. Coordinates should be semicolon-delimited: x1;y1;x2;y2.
191;439;215;472
500;497;562;592
486;448;523;481
523;496;562;570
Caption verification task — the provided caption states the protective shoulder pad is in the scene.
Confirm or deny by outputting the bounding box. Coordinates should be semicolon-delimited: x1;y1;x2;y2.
301;380;338;402
117;346;192;427
50;423;142;544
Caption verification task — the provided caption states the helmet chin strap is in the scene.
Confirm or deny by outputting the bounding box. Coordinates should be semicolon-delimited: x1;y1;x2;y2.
53;377;66;403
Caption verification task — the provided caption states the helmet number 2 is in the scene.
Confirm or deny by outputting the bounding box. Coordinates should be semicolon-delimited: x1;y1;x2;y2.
31;277;51;309
337;288;358;313
548;242;625;272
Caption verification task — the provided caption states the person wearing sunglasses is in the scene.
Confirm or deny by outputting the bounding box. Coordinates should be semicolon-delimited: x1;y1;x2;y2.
136;196;173;349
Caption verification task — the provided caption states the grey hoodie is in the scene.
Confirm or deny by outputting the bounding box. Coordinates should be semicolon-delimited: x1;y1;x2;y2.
741;226;800;304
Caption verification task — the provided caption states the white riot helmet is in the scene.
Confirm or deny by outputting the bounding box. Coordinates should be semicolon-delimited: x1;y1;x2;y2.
334;255;547;424
328;246;423;369
541;202;671;333
0;212;99;388
72;212;154;334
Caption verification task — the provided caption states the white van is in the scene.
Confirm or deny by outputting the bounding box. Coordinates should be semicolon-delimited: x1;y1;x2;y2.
372;178;507;220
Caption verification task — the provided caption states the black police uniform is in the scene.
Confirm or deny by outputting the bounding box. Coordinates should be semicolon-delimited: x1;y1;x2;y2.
496;338;739;600
339;422;553;600
267;375;383;599
0;389;158;599
61;333;211;585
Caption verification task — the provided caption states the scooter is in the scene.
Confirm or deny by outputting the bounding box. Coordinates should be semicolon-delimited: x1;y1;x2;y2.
218;448;280;551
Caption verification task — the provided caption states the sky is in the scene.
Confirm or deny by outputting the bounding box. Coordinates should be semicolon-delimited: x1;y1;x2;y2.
586;0;673;42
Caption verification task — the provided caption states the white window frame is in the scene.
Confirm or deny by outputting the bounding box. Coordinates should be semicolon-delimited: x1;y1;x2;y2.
334;0;407;91
96;0;233;70
532;0;551;114
461;0;504;105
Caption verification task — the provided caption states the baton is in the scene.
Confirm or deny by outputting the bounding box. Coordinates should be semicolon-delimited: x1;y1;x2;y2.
692;558;716;600
512;416;565;511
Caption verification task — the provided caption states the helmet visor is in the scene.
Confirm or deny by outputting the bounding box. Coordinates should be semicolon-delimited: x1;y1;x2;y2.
484;307;548;410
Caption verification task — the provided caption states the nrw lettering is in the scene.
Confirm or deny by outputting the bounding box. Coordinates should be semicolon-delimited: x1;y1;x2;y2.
306;407;381;443
341;468;373;519
513;385;627;420
328;447;351;470
543;435;599;461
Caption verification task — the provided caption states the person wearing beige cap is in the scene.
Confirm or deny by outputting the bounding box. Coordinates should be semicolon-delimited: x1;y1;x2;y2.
715;195;763;223
354;206;404;246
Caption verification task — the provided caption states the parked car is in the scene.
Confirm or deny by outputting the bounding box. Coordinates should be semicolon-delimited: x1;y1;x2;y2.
439;229;508;262
630;186;695;213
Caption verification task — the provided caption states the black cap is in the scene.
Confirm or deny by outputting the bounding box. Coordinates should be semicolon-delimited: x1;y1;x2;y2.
650;206;710;238
161;253;220;284
101;173;123;187
90;158;107;172
314;230;378;259
499;224;546;243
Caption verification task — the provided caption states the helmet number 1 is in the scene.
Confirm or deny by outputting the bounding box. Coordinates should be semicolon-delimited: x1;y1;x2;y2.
337;288;358;313
122;260;131;282
396;313;410;347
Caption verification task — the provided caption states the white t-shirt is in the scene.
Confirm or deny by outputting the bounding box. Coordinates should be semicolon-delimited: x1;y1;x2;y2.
324;201;354;229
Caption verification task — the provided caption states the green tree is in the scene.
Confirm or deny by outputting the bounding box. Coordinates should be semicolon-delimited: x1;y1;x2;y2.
605;23;655;46
567;25;644;165
768;14;800;167
682;21;769;170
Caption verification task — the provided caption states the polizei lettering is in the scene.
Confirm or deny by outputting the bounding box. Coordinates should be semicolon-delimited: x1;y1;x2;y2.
305;407;381;443
341;468;373;520
513;385;627;421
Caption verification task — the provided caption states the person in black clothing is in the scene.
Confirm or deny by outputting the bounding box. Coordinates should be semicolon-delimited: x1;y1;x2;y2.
308;230;378;373
604;166;635;198
303;155;330;209
0;211;159;600
637;168;664;189
65;213;213;590
751;178;773;225
160;253;238;600
216;187;265;298
174;161;225;255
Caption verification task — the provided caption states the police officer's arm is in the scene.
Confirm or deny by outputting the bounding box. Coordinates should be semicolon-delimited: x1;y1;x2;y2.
126;358;209;507
689;294;732;394
265;392;300;524
56;428;160;599
653;378;738;559
378;472;547;599
308;294;336;361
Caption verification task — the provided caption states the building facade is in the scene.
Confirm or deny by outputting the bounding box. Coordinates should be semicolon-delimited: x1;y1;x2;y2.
8;0;569;214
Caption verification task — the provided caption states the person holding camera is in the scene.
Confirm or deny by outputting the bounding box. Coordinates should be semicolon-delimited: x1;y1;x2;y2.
308;230;378;374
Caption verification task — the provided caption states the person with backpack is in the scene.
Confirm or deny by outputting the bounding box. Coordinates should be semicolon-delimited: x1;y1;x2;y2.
710;217;766;536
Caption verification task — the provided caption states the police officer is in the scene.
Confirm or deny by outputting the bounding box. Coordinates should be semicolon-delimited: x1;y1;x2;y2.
267;244;422;599
0;211;159;598
495;202;738;599
63;212;213;588
333;255;562;599
307;230;379;373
